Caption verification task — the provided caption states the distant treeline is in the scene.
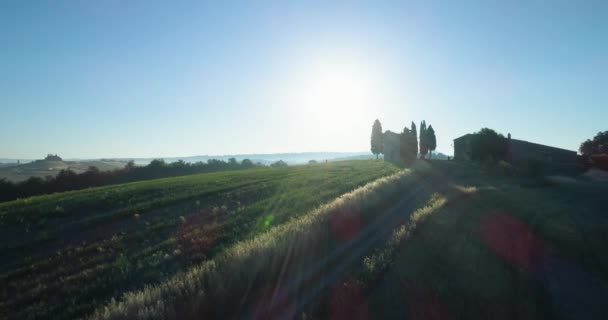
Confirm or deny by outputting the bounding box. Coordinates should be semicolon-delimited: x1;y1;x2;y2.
0;158;267;203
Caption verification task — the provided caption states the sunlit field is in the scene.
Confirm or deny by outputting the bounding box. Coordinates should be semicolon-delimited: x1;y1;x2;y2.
89;161;608;320
0;160;399;320
2;2;606;320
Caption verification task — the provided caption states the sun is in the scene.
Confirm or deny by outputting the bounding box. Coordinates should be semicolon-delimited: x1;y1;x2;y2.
294;60;376;130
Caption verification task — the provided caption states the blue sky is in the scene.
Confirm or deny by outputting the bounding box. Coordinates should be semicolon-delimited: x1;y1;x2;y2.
1;1;606;159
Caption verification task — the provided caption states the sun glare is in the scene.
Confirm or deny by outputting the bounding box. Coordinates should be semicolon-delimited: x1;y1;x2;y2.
294;60;377;129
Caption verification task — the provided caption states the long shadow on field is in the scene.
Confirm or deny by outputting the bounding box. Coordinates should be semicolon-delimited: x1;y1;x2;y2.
364;170;608;320
286;169;448;317
181;163;451;319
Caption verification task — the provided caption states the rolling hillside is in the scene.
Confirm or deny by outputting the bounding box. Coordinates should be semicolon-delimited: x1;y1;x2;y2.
89;161;608;320
2;160;606;319
0;160;399;320
0;159;127;182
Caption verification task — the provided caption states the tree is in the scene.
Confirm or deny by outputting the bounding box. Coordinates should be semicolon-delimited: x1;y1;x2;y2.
371;119;384;159
400;126;410;164
44;154;62;161
580;140;595;156
228;157;238;169
148;159;166;168
427;125;436;159
87;166;100;173
410;121;418;157
270;160;288;168
171;160;187;169
579;131;608;156
469;128;508;162
400;126;416;165
241;158;254;168
419;120;428;159
124;160;136;171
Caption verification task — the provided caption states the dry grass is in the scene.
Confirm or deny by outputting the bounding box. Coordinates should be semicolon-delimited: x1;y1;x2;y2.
360;192;452;284
91;169;416;319
0;160;399;320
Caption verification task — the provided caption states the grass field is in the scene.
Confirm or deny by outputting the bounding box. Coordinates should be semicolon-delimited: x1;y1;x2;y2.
0;160;399;320
89;160;608;320
356;162;608;320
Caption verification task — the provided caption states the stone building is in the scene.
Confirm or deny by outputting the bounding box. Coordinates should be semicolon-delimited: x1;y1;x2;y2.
453;133;577;166
383;130;401;162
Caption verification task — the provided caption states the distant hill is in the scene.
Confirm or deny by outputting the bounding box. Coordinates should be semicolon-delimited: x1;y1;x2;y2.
106;152;377;166
109;151;450;165
427;151;450;160
0;150;450;182
0;159;127;182
0;163;19;169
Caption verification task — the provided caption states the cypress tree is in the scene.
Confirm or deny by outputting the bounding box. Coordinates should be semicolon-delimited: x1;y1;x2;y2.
410;121;418;159
427;125;437;160
419;120;428;159
400;126;410;164
371;119;383;159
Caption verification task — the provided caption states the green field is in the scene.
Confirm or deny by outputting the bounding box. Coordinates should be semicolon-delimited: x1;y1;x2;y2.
0;160;399;320
89;161;608;320
3;160;607;320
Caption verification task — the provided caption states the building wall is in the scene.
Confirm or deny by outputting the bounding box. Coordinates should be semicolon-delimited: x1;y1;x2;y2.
453;134;473;161
508;139;577;165
453;134;577;167
383;131;401;163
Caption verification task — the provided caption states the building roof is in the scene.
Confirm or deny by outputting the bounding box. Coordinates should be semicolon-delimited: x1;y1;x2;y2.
509;138;576;154
383;130;401;144
454;133;575;154
453;134;473;141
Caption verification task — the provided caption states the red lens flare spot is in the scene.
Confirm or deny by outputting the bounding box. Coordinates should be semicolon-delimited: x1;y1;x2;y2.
331;209;364;241
479;211;546;271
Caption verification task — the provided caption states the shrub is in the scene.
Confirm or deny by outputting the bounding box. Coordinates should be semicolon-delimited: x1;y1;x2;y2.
270;160;288;168
522;157;544;178
469;128;509;163
486;160;515;177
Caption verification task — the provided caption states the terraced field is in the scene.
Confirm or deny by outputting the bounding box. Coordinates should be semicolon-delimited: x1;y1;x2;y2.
0;160;399;320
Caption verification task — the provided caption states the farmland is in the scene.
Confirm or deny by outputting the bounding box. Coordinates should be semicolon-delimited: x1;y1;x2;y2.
0;160;399;320
90;161;608;320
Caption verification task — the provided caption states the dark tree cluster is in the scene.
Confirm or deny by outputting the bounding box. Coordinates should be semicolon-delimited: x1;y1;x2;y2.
469;128;509;162
580;131;608;156
580;131;608;170
44;154;63;161
270;160;288;167
419;121;436;159
370;119;436;162
400;122;418;165
399;120;437;164
0;158;263;203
